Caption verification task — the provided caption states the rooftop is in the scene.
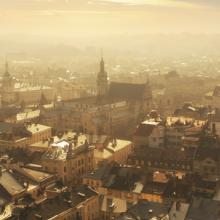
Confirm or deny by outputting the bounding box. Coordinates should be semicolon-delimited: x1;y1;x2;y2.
116;200;170;220
108;82;151;100
13;166;54;184
26;123;51;134
94;139;132;160
166;117;206;127
41;132;94;160
14;86;52;92
185;198;220;220
0;167;25;198
10;185;97;220
16;110;40;122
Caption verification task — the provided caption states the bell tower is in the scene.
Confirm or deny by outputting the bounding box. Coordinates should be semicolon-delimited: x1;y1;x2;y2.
1;61;15;105
97;57;108;97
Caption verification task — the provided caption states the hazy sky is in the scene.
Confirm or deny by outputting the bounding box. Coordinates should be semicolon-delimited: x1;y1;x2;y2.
0;0;219;38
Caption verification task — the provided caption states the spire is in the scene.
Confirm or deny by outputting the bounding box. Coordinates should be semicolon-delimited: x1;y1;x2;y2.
99;48;105;73
97;52;108;97
100;56;105;74
4;60;9;76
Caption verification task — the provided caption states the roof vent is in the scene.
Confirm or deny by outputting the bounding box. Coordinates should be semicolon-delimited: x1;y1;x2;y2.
77;192;86;197
35;214;43;219
148;209;153;214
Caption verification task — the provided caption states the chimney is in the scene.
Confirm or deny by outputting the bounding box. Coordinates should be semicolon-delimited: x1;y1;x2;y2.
112;138;117;147
73;134;78;147
212;123;216;135
67;142;73;157
24;181;30;191
176;201;181;211
84;139;89;148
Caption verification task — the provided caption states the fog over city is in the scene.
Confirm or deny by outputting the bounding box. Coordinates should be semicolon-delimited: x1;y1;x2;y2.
1;1;220;220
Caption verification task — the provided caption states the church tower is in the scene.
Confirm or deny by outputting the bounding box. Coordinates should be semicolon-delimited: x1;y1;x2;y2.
1;61;15;105
97;57;108;97
2;61;13;90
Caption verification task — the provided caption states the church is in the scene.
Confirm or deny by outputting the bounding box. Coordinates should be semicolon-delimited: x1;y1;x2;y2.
96;57;152;115
0;62;55;107
49;57;153;137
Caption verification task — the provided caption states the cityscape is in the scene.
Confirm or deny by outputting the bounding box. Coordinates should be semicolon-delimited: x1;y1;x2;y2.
1;0;220;220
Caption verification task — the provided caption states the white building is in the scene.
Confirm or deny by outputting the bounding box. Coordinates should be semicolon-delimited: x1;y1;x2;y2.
134;119;165;148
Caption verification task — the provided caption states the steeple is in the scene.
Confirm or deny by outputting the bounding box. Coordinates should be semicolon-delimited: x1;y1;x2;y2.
5;61;8;73
100;57;105;74
4;60;10;77
1;59;15;105
97;56;108;97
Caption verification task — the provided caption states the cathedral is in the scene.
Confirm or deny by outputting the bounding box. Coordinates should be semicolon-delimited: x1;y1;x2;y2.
92;57;152;135
96;57;152;113
39;57;152;137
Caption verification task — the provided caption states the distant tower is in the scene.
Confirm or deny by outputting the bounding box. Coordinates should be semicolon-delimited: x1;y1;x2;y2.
97;57;108;97
1;61;15;105
2;61;13;88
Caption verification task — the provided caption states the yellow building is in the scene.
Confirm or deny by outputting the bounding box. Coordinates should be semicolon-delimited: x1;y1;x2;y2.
0;62;55;106
93;138;133;168
0;122;52;152
41;132;94;185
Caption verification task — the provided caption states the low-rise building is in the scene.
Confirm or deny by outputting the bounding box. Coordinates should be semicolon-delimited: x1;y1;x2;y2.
83;163;191;205
93;138;132;168
7;185;99;220
165;117;206;148
185;198;220;220
204;85;220;108
115;200;170;220
41;132;94;185
0;122;52;152
193;147;220;181
129;147;196;174
134;119;165;148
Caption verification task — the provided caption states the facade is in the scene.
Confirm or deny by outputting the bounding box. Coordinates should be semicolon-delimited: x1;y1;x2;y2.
83;162;192;212
165;117;206;148
41;132;94;185
193;147;220;181
115;200;170;220
0;62;55;106
0;62;15;105
93;138;133;167
129;146;196;174
97;57;108;97
7;185;99;220
39;58;152;137
81;101;134;136
84;164;168;204
14;86;55;105
5;110;40;124
0;122;52;152
58;81;87;101
8;164;56;200
134;119;165;148
185;198;220;220
205;85;220;108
